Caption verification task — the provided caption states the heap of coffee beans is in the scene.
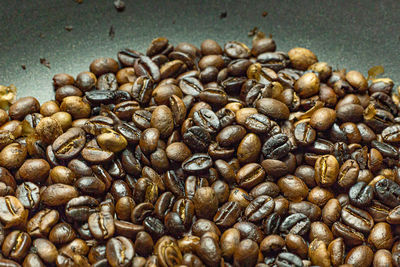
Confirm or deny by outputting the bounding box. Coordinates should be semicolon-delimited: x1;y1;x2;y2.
0;35;399;267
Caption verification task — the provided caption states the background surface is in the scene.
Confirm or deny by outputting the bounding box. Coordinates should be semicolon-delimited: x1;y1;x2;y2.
0;0;399;103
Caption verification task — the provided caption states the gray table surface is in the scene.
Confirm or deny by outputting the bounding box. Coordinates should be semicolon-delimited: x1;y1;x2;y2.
0;0;399;104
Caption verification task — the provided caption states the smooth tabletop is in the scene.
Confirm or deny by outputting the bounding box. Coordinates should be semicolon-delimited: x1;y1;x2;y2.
0;0;399;103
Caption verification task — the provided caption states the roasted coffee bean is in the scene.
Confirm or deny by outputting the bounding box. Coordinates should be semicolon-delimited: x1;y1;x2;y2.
0;196;27;228
375;178;400;208
338;159;359;188
15;182;40;210
275;252;303;267
216;125;246;147
106;236;134;267
294;121;316;146
262;133;291;159
341;204;374;233
182;153;212;173
257;52;289;71
345;245;374;267
214;201;241;228
236;163;265;189
348;181;374;207
41;183;79;206
88;211;115;240
314;155;339;187
32;238;58;264
277;175;309;202
279;213;311;236
245;195;274;222
332;221;365;246
52;127;86;160
81;139;114;164
2;230;31;261
256;98;290;120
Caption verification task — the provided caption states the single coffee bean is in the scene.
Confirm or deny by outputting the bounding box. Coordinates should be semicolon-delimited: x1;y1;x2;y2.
345;245;374;267
88;212;115;240
2;230;31;261
15;182;40;210
245;195;275;222
314;154;339;187
213;201;241;228
41;183;79;206
0;196;27;228
279;213;311;236
106;236;134;267
262;133;291;159
27;208;59;237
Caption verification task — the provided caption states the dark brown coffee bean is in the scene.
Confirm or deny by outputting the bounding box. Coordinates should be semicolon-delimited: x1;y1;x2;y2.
81;139;114;164
332;221;365;246
337;159;359;188
280;213;311;236
48;222;76;245
213;201;241;228
275;252;303;267
345;245;374;267
106;236;134;267
2;230;31;261
256;98;289;120
368;222;393;250
88;211;115;240
216;125;246;147
9;97;40;121
0;143;27;170
236;163;265;190
0;196;27;228
32;238;58;264
233;221;264;243
41;183;78;206
15;182;40;210
154;236;183;266
245;195;274;222
262;133;291;159
277;175;308;202
182;153;212;173
285;234;308;259
52;127;86;160
193;187;218;220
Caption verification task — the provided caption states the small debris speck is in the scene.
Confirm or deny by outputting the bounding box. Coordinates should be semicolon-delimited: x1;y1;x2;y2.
220;11;227;19
109;25;115;40
248;27;259;37
40;58;51;69
65;25;73;32
262;11;268;17
74;0;83;3
21;65;26;70
39;33;45;38
113;0;125;12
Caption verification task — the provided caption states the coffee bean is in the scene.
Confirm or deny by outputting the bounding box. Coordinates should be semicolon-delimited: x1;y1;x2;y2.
214;201;241;228
314;155;339;187
88;212;115;240
52;127;86;160
15;182;40;210
280;213;311;236
182;153;212;173
256;98;290;120
0;196;27;228
275;252;303;267
106;236;134;267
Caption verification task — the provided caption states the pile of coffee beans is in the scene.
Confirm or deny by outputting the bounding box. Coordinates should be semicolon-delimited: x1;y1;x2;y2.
0;35;399;267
